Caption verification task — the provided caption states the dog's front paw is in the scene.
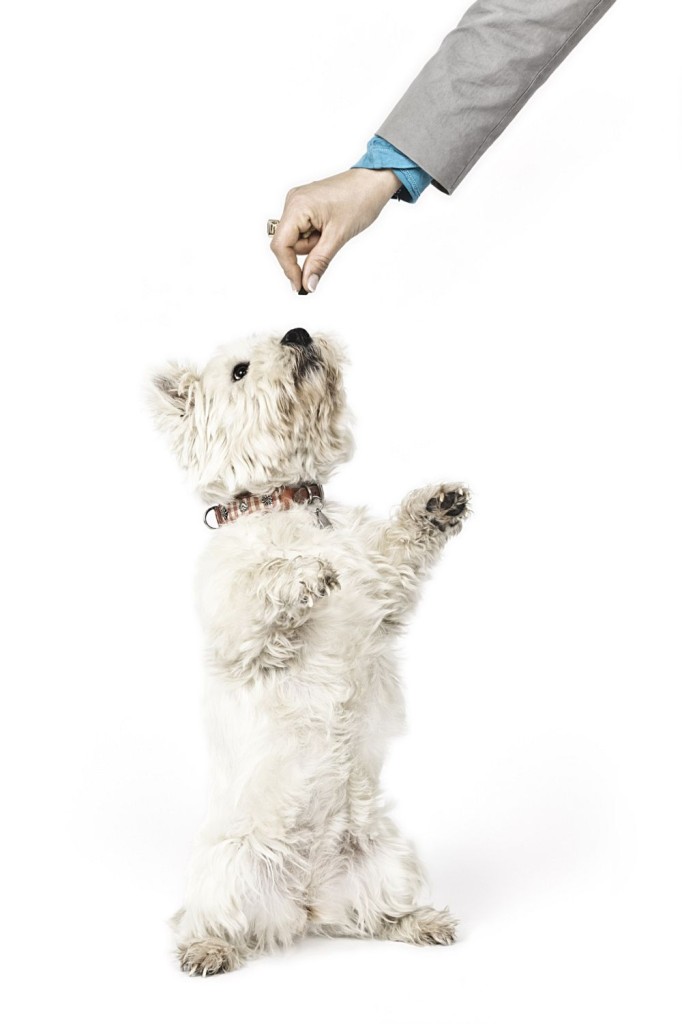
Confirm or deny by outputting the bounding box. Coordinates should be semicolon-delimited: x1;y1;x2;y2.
265;556;340;615
296;557;340;607
424;484;470;533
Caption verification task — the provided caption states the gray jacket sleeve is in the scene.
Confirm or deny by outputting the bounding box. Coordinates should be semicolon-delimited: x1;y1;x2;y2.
377;0;617;194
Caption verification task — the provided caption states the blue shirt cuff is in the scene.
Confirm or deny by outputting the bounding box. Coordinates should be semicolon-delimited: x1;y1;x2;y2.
352;135;432;203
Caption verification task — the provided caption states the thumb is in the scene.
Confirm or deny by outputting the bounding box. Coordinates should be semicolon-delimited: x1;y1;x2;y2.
301;230;344;293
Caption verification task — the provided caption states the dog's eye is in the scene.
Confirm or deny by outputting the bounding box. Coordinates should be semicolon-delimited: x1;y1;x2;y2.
232;363;249;382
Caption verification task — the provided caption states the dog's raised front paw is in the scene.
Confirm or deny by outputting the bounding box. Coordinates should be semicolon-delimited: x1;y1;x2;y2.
265;555;340;615
425;485;470;533
178;937;243;976
297;557;340;607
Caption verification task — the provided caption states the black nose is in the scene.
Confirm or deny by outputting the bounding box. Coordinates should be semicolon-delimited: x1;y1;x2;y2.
281;327;312;348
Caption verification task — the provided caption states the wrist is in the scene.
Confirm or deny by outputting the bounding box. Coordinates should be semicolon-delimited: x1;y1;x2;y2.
348;167;400;202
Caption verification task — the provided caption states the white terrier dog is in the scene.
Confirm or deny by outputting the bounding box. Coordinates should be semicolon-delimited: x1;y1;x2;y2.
150;328;470;975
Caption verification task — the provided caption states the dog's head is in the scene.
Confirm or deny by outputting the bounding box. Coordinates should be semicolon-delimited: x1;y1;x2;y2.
150;329;354;501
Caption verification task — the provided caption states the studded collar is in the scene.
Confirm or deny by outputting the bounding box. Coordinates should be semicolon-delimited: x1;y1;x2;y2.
204;481;331;529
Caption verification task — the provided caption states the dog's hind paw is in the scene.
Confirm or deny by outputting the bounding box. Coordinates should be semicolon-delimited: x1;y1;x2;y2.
178;937;243;976
380;906;457;946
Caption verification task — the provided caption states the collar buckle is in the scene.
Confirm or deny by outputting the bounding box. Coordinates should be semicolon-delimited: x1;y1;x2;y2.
293;483;322;505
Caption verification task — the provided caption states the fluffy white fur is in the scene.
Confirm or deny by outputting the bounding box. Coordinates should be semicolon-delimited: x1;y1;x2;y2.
150;330;470;975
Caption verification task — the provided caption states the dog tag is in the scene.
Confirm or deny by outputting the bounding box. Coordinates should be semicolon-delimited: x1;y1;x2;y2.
311;501;332;529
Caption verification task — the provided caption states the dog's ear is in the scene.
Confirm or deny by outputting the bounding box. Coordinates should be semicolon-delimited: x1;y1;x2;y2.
149;361;199;425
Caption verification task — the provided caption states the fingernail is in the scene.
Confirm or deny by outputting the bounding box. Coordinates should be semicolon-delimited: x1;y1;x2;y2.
307;274;319;293
291;282;298;293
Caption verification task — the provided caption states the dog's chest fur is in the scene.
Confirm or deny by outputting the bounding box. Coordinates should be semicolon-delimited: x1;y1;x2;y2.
195;503;406;834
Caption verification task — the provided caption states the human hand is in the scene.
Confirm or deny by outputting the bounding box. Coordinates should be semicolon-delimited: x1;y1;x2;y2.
270;168;400;293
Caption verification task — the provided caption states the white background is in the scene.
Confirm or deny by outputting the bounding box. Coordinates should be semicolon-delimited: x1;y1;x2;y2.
2;1;681;1021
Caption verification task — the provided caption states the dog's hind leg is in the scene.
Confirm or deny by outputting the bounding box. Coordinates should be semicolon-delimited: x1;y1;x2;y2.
172;833;308;975
308;816;456;947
